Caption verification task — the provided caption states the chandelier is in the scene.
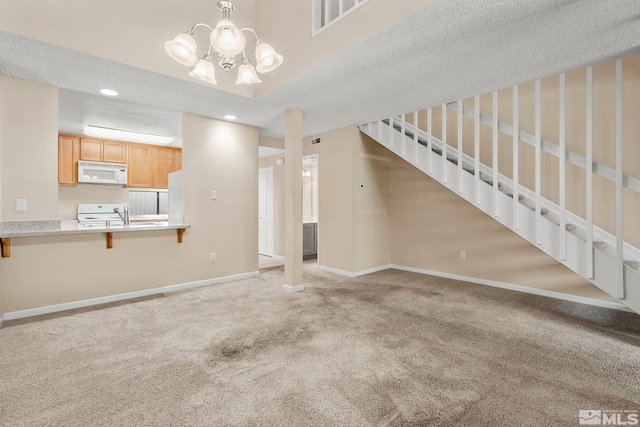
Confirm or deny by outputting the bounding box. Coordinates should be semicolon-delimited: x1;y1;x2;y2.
164;1;283;85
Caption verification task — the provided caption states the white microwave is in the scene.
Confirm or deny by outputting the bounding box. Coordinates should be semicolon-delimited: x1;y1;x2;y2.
78;161;128;185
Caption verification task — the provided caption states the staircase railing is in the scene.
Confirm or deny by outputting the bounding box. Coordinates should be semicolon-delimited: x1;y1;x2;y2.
311;0;370;36
359;57;640;312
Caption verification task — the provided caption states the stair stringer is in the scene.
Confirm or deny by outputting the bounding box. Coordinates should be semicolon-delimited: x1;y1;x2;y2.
360;119;639;314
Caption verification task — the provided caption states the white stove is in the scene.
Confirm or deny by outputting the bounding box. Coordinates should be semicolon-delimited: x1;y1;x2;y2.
77;203;126;228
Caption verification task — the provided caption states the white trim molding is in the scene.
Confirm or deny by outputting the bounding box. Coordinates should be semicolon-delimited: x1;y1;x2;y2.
283;284;305;293
2;271;260;322
271;255;285;262
390;265;631;312
318;264;392;278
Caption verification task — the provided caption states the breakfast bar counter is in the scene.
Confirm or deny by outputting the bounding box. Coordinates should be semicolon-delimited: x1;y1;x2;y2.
0;220;190;257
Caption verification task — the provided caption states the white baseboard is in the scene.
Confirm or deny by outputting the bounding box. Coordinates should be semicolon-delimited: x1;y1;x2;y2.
283;284;305;293
2;271;260;322
390;264;631;312
318;265;353;277
354;265;393;277
318;264;392;278
271;255;285;262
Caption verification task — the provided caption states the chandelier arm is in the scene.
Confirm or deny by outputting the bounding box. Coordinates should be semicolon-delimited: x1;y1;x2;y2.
240;28;262;43
189;22;215;33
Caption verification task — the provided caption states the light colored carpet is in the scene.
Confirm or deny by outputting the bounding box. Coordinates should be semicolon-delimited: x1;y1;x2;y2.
0;264;638;426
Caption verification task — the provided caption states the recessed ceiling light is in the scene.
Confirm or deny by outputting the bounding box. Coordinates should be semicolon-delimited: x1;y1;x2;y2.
224;115;237;120
83;126;173;145
99;89;119;96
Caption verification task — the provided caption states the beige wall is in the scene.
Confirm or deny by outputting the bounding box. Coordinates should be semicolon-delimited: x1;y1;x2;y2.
0;75;58;221
181;113;259;278
0;98;259;314
302;126;391;273
408;54;640;248
259;135;285;150
390;153;612;300
351;131;391;272
255;0;432;95
303;128;353;271
259;155;285;257
58;185;129;219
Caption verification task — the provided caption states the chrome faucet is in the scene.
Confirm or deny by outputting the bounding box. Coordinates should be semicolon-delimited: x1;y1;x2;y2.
114;206;130;225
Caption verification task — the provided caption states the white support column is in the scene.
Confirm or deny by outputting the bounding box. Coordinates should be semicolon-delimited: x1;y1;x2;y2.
513;86;519;230
401;113;406;156
339;0;344;14
474;96;481;205
492;91;499;217
377;119;383;141
427;108;433;174
586;66;594;279
414;111;419;165
283;108;304;292
442;104;447;183
535;80;542;245
559;73;567;260
615;58;625;299
457;101;463;194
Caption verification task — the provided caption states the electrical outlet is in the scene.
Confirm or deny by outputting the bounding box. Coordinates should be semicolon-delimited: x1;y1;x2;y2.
460;251;466;260
211;191;217;200
16;199;27;211
210;253;216;262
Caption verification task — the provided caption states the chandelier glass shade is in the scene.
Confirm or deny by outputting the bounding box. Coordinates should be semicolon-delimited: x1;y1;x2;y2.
164;33;198;67
188;54;218;85
164;1;283;86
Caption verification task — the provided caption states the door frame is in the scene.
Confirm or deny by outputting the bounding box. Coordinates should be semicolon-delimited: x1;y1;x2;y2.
258;166;274;256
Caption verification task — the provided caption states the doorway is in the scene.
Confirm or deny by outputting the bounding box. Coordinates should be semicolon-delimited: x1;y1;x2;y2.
303;155;319;261
258;166;274;256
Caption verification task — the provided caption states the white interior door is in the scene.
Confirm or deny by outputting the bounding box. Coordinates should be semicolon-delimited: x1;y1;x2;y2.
258;167;274;256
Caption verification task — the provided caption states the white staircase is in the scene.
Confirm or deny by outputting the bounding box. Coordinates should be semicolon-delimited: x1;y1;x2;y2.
359;61;640;314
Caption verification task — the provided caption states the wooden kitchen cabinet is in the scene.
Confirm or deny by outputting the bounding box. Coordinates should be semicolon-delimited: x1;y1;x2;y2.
58;135;80;185
103;141;127;163
128;144;153;188
59;134;182;189
173;148;182;171
80;139;126;163
153;147;174;188
80;138;103;161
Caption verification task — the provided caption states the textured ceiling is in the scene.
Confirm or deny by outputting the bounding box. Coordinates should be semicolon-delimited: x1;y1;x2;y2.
1;0;640;139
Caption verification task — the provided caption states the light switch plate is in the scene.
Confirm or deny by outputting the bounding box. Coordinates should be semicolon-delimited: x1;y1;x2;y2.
210;253;216;262
16;199;27;211
211;191;217;200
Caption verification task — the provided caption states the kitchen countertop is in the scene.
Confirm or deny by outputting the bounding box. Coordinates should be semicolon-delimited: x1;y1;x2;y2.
0;220;190;238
